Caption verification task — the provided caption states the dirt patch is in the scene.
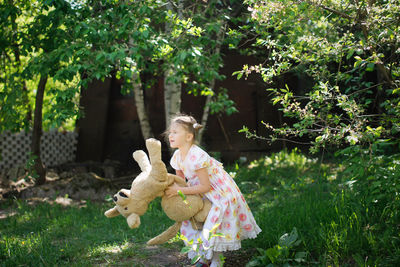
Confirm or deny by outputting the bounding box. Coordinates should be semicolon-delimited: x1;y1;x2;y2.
140;246;256;267
142;245;190;267
0;208;17;219
0;168;131;203
106;245;255;267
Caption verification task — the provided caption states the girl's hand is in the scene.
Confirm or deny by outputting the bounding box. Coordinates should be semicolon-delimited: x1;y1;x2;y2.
165;183;180;198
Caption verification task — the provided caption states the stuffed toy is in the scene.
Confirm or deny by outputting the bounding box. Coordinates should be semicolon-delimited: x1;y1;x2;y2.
104;138;211;245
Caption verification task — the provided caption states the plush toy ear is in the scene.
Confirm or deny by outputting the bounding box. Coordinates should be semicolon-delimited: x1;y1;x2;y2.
132;150;151;172
127;213;141;229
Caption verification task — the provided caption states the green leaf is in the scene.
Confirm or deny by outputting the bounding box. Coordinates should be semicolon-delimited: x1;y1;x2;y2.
180;246;192;254
266;247;280;263
366;62;375;72
191;255;201;264
346;49;355;60
177;190;186;201
294;251;307;262
315;136;323;143
272;97;281;105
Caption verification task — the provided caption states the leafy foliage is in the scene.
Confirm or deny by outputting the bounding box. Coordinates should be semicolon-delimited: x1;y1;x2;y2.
235;0;400;151
247;227;307;267
1;0;245;183
1;0;243;133
232;5;400;264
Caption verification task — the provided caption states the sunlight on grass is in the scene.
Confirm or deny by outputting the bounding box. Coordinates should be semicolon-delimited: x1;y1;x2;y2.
88;241;133;256
1;149;399;266
0;198;174;266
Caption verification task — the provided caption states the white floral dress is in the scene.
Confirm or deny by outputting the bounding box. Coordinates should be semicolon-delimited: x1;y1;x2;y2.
170;145;261;260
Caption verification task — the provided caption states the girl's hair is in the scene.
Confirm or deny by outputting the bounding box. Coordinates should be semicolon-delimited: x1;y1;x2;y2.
166;114;204;142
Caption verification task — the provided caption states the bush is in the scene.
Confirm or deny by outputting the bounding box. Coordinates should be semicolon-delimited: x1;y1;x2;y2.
231;147;400;266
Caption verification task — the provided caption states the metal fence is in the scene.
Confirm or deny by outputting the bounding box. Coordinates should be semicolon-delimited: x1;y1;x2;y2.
0;130;78;171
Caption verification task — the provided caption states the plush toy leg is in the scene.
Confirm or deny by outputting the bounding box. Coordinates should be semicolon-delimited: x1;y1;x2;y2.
190;217;204;231
146;138;168;183
132;150;151;172
193;198;212;222
146;138;162;163
146;222;182;245
104;207;120;218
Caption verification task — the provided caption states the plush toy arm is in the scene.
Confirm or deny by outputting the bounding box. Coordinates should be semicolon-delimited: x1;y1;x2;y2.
104;207;120;218
167;173;187;187
146;222;182;245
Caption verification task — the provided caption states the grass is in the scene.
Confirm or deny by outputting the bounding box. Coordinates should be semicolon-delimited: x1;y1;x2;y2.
0;198;179;267
230;148;400;266
1;148;399;266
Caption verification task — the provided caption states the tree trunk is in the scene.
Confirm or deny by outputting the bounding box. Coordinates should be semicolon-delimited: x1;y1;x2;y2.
31;76;47;185
164;1;183;130
164;68;182;129
132;73;153;140
198;88;213;144
198;21;227;145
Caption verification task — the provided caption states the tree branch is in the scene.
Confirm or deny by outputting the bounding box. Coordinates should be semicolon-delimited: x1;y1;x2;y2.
305;1;354;20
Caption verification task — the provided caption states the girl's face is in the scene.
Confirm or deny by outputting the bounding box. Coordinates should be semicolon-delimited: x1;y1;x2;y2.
168;123;193;149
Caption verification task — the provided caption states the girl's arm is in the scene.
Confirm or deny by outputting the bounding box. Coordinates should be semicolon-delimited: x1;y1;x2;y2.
166;168;211;197
176;170;184;179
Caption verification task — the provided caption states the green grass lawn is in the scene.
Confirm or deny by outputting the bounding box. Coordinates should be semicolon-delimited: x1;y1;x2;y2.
1;149;399;266
0;197;180;267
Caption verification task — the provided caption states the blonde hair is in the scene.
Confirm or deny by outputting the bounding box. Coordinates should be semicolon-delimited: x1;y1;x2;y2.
166;114;204;142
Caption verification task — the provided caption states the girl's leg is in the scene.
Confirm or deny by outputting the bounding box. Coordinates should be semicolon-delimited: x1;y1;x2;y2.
210;252;223;267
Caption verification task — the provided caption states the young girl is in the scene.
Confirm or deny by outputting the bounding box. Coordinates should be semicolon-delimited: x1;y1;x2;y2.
165;114;261;267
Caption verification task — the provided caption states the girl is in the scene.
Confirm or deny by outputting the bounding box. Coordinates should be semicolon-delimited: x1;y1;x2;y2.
165;114;261;267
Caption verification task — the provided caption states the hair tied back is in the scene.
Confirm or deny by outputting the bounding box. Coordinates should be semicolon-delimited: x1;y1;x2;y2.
193;123;203;130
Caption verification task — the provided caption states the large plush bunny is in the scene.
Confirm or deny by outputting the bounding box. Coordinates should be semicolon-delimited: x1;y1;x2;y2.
104;138;211;245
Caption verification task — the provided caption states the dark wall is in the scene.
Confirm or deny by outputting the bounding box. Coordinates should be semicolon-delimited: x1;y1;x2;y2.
181;50;284;162
76;50;293;170
76;78;112;162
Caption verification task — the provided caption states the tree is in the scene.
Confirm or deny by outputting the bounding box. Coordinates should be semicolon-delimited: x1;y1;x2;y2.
236;0;400;152
233;2;400;264
71;0;239;143
2;0;173;183
160;0;243;144
73;0;242;146
1;0;79;184
1;0;245;184
0;0;34;132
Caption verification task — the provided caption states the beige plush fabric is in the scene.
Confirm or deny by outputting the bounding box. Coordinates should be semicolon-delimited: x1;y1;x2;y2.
104;138;211;245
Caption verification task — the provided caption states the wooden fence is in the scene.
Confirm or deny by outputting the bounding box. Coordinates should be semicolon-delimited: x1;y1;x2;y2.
0;130;78;171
